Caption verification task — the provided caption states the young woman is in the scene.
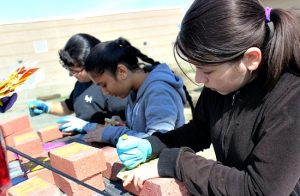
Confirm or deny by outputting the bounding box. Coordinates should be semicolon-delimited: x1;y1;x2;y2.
116;0;300;195
82;37;187;145
28;33;127;133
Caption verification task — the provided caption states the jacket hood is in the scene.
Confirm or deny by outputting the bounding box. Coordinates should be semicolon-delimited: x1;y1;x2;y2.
137;63;186;103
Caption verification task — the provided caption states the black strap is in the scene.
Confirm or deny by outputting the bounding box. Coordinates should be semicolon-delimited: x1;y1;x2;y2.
6;145;108;195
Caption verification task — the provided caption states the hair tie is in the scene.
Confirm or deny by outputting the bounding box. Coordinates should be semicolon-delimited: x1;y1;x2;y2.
265;7;272;22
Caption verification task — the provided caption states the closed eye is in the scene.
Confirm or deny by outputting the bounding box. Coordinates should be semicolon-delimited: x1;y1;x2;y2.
203;71;213;75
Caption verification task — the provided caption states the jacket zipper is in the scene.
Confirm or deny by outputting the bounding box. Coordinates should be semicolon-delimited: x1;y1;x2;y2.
221;91;240;159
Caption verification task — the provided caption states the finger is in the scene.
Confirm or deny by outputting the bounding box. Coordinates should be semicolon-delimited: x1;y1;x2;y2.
116;139;138;151
137;178;144;190
118;150;143;162
119;148;142;156
84;132;91;138
33;108;43;114
84;137;93;143
133;175;140;192
59;123;75;132
83;134;92;142
62;126;76;132
57;119;68;123
111;115;121;121
118;149;142;162
56;116;72;123
123;173;134;187
59;122;70;129
122;157;142;169
62;132;73;136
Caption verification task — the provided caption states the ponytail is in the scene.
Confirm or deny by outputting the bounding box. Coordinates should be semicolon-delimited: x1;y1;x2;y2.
115;37;160;67
262;8;300;87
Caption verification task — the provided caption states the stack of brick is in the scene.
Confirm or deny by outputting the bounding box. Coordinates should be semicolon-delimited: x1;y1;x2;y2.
49;142;107;196
7;177;62;196
124;178;190;196
0;115;44;162
101;146;191;196
22;155;56;185
37;125;63;143
101;146;124;181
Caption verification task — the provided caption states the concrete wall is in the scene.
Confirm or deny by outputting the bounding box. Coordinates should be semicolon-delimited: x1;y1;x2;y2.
1;1;299;117
262;0;300;10
0;8;185;115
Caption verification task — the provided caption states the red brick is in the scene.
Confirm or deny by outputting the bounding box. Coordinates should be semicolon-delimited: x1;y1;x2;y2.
49;142;107;180
42;141;66;152
118;159;191;196
4;128;34;147
7;177;61;196
0;115;31;137
101;146;123;181
124;178;190;196
6;150;19;163
27;168;55;185
37;125;63;143
13;131;44;157
53;172;105;196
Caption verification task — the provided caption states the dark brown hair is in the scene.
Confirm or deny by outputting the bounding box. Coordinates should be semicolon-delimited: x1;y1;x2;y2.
175;0;300;88
59;33;100;68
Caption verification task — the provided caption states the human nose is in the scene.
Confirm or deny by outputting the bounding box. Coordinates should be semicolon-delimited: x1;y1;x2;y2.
68;70;76;77
195;69;208;84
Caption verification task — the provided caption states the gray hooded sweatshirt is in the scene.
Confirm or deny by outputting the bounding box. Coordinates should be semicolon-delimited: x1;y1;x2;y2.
102;63;187;145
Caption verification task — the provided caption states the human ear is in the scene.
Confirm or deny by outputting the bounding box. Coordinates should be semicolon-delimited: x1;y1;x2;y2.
243;47;262;72
117;64;128;80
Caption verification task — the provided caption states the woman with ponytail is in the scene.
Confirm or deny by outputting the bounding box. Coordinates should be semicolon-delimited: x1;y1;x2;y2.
116;0;300;195
83;37;187;145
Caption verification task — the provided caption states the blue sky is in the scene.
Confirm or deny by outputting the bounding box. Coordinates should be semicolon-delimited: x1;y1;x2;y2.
0;0;193;24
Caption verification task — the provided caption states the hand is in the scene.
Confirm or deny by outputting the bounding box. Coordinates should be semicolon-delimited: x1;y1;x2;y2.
116;135;152;169
122;159;159;191
83;126;105;143
0;93;18;113
57;116;96;133
28;100;50;116
111;115;126;126
104;115;126;126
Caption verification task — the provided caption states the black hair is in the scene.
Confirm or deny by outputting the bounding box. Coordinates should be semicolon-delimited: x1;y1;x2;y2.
59;33;100;68
85;37;194;113
84;37;159;76
174;0;300;89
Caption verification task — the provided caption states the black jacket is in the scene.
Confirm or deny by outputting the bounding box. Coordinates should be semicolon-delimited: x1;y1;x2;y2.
65;81;127;124
148;72;300;196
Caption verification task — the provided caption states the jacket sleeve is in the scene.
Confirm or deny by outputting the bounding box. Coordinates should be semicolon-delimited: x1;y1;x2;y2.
152;87;212;152
102;83;184;145
157;84;300;196
101;125;150;145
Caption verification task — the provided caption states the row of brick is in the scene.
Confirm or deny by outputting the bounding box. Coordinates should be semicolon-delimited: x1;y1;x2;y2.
1;115;190;196
0;115;64;163
8;142;107;195
11;144;190;196
99;146;190;196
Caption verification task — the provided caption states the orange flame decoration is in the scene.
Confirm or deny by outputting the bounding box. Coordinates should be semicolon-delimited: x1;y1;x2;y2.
0;66;39;98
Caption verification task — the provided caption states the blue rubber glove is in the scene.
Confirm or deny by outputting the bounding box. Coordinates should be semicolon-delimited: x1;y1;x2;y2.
116;135;152;169
28;100;50;116
57;116;96;133
0;93;18;113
